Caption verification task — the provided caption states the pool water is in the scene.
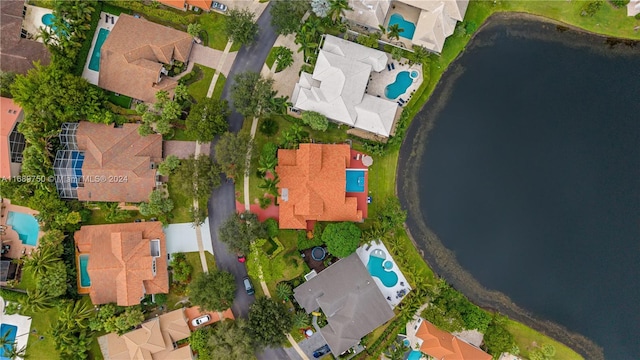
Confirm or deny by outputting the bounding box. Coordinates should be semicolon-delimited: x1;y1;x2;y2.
367;254;398;287
385;71;412;100
407;350;423;360
6;212;39;246
0;324;17;360
41;13;54;26
89;28;110;72
79;254;91;287
388;13;416;40
345;170;365;192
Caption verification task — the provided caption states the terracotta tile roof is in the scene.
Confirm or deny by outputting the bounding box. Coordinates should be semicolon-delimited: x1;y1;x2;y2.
276;144;364;229
101;309;192;360
75;122;162;203
416;320;492;360
74;222;169;306
0;97;23;179
0;0;51;74
98;14;193;103
157;0;213;10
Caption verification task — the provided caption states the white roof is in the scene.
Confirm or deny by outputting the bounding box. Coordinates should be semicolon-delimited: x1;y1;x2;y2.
629;0;640;16
291;36;397;137
345;0;392;29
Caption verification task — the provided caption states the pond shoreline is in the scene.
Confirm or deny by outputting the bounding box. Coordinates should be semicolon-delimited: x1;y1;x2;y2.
394;13;632;360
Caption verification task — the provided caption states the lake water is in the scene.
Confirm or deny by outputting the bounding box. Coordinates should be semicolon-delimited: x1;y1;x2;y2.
398;16;640;359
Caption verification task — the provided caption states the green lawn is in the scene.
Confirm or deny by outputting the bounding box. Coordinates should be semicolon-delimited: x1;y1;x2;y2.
198;12;231;50
107;92;133;109
187;65;216;103
23;306;60;360
211;73;226;100
167;176;192;224
506;320;582;360
16;267;37;291
84;208;143;225
265;47;277;70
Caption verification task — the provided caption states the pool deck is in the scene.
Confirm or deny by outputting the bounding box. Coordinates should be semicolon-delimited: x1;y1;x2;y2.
347;149;370;221
0;297;32;355
356;241;411;309
367;60;423;105
82;12;120;86
0;199;42;262
21;5;53;42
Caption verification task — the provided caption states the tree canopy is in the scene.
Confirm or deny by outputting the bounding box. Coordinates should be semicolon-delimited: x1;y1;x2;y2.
218;212;267;254
230;72;276;118
225;8;259;45
214;132;252;181
173;154;221;205
483;316;516;356
270;0;310;35
186;98;230;141
209;319;256;359
248;297;293;346
322;222;362;258
188;271;237;311
139;190;174;219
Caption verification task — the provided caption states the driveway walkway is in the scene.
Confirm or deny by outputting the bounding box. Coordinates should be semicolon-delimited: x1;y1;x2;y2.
189;43;237;76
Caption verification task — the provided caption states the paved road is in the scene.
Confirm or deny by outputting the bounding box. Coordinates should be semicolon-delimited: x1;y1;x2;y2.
206;3;291;360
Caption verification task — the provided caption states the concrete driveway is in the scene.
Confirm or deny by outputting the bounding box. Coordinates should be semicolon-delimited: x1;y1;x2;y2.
189;44;237;76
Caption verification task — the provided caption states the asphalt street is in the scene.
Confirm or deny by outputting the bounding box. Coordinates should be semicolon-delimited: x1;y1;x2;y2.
206;3;292;359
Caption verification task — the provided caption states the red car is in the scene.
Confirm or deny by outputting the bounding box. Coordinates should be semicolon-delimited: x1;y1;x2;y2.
237;254;246;263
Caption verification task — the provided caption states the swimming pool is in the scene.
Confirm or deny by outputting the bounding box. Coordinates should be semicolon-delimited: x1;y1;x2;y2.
345;170;365;193
407;350;423;360
79;254;91;287
385;71;412;100
367;252;398;287
88;28;110;72
41;13;54;26
6;212;39;246
0;324;17;360
388;14;416;40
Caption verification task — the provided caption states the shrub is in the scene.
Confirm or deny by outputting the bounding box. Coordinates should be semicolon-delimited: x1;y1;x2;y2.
259;117;279;136
580;1;603;16
265;218;279;238
301;111;329;131
154;293;167;306
609;0;629;8
297;230;323;250
259;196;272;209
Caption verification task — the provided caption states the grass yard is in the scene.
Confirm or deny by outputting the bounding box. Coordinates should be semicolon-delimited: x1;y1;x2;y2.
167;176;192;224
506;320;583;360
85;208;142;225
198;12;231;50
187;65;216;103
107;92;133;109
23;306;60;360
211;73;226;100
265;47;277;70
16;267;37;291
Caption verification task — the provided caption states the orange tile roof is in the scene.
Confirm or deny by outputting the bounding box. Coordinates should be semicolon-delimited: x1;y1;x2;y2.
156;0;188;10
276;144;363;229
75;122;162;203
99;14;193;103
157;0;213;10
74;222;169;306
416;320;492;360
0;97;23;179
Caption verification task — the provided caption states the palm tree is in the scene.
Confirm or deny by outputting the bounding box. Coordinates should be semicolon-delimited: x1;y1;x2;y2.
387;23;405;41
58;300;94;330
275;282;293;301
257;156;278;177
295;32;319;60
328;0;352;23
21;288;55;313
259;176;280;197
411;45;430;65
23;246;58;277
268;95;292;115
292;310;310;329
3;343;27;360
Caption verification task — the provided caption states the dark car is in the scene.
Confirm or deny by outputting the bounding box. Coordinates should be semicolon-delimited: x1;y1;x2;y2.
313;344;331;358
243;276;255;295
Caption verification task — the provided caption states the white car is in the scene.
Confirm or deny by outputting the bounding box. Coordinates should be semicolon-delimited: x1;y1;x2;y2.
191;315;211;327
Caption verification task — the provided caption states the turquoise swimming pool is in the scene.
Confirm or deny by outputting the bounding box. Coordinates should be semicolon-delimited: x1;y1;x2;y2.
346;170;365;193
89;28;110;71
385;71;412;100
0;324;17;360
79;254;91;287
42;13;54;26
367;253;398;287
6;211;39;246
407;350;423;360
388;13;416;40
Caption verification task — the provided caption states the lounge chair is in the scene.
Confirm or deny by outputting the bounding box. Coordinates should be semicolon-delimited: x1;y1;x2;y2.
391;63;396;70
387;64;391;71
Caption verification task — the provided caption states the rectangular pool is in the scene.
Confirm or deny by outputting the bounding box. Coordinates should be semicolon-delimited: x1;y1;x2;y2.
6;211;39;246
88;28;110;72
79;254;91;287
346;170;365;193
0;323;17;360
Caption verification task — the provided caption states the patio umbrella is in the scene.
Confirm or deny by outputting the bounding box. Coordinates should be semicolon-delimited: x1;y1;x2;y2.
362;155;374;167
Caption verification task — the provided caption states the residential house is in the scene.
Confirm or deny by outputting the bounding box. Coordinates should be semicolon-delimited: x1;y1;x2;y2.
157;0;213;11
290;35;399;138
629;0;640;16
98;14;193;103
344;0;469;53
99;309;193;360
0;0;51;73
294;254;395;355
74;222;169;306
276;144;368;229
0;97;25;179
53;122;163;202
407;318;492;360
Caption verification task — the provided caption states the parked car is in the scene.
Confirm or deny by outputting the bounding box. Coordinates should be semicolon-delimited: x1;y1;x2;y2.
243;276;255;295
237;254;246;263
191;315;211;327
212;1;227;11
313;344;331;358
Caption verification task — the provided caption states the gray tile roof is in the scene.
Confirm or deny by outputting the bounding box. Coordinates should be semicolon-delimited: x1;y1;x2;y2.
294;254;395;355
